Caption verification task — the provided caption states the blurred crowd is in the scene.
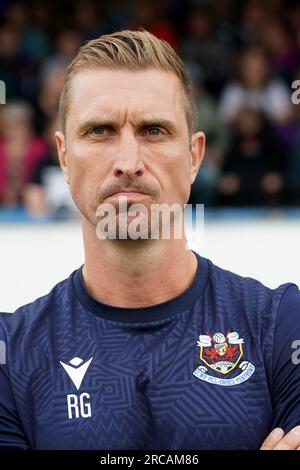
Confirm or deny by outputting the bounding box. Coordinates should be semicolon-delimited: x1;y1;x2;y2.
0;0;300;217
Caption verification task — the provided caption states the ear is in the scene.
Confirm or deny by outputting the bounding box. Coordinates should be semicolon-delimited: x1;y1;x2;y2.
190;131;205;185
55;131;69;184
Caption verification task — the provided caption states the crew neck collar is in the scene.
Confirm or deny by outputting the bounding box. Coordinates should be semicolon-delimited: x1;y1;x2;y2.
72;250;209;323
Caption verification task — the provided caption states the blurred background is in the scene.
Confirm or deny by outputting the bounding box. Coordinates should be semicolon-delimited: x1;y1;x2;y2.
0;0;300;311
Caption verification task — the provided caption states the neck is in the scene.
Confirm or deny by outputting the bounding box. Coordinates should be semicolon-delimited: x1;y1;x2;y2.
81;216;198;308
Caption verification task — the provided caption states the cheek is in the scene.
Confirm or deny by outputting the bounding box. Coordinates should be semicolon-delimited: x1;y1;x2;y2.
67;146;104;203
164;153;191;202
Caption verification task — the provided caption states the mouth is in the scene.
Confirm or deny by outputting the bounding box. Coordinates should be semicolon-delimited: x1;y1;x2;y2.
107;189;149;199
111;191;147;197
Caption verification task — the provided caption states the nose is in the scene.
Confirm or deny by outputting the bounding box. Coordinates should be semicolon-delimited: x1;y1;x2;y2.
112;129;145;178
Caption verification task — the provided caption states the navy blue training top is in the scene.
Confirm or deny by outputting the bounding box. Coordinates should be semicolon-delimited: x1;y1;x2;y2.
0;250;300;450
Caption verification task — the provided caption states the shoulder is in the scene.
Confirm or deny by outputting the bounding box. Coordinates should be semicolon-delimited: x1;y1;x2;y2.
0;269;78;338
206;257;293;300
205;257;296;328
278;283;300;306
275;284;300;335
204;257;298;368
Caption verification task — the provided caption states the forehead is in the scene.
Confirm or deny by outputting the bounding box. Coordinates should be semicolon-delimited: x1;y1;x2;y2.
68;68;186;125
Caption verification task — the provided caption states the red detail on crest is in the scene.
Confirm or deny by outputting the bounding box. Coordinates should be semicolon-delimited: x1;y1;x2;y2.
203;344;239;364
224;345;238;360
203;347;219;363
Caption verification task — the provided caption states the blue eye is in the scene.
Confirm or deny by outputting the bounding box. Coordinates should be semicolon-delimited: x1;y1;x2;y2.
93;127;106;134
147;128;161;136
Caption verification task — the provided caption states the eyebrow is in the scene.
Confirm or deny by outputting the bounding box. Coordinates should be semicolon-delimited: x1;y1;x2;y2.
76;117;178;136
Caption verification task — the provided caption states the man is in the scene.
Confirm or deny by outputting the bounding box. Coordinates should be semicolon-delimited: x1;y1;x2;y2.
0;29;300;450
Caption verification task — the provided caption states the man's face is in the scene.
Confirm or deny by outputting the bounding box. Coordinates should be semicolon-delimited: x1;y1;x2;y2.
56;68;205;234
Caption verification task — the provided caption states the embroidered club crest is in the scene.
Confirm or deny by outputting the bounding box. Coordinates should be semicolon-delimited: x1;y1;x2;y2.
193;331;255;386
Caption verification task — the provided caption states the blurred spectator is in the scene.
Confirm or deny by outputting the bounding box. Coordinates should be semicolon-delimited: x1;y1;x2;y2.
0;19;41;103
238;0;273;46
72;0;107;41
6;2;51;60
21;3;51;60
287;67;300;205
0;0;299;211
0;22;24;99
40;29;81;82
259;21;300;85
181;5;232;96
24;116;77;217
106;0;132;31
129;0;178;49
188;66;229;206
218;46;292;124
36;64;66;133
288;130;300;205
217;107;287;206
5;2;28;31
0;101;48;207
285;1;300;49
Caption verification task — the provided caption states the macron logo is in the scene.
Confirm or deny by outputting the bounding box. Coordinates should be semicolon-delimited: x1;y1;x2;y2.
60;357;93;390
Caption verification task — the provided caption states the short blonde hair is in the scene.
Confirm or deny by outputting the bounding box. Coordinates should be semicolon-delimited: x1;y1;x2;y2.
59;29;197;136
